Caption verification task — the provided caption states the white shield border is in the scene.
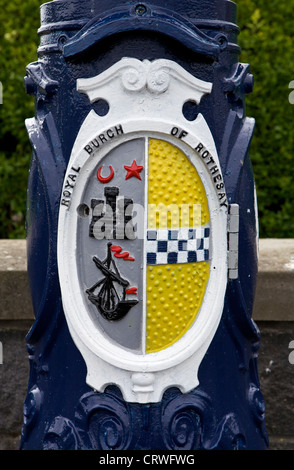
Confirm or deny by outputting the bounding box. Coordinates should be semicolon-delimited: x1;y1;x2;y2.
57;59;228;403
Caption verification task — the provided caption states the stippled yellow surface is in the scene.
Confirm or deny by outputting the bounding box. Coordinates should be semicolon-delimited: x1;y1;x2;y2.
146;139;210;353
146;263;209;353
148;139;210;228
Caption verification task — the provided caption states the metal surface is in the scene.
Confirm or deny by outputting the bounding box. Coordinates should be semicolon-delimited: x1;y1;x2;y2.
21;0;268;450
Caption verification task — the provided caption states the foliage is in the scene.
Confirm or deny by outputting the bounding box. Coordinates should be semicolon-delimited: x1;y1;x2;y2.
0;0;293;238
236;0;294;237
0;0;43;238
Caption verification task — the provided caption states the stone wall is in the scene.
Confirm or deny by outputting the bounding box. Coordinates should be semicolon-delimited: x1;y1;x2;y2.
0;239;293;450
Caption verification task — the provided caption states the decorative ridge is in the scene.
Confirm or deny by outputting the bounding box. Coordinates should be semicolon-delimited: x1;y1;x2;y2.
63;4;221;59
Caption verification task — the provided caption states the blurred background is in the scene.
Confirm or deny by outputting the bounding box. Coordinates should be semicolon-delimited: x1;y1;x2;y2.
0;0;294;240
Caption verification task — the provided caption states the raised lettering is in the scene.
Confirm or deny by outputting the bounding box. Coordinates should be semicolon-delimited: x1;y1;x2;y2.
210;165;219;175
84;145;92;155
99;134;107;143
195;143;204;152
115;124;124;135
71;166;80;173
107;128;114;138
170;126;188;139
195;141;228;208
201;150;209;159
178;129;188;139
213;174;222;182
92;138;100;148
65;181;75;189
206;156;215;165
84;125;124;155
61;199;70;207
68;174;77;182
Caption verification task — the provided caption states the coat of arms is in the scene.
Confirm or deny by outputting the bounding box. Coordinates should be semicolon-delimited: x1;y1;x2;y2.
57;58;229;402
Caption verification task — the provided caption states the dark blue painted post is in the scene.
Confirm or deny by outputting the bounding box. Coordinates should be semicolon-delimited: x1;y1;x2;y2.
21;0;268;450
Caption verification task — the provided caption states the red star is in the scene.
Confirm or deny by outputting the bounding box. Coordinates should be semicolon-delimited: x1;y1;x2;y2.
124;160;143;181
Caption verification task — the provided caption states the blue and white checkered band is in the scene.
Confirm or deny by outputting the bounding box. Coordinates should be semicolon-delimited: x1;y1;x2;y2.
146;226;210;265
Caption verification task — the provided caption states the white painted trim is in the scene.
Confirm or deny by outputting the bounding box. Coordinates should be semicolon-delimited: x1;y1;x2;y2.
142;136;149;355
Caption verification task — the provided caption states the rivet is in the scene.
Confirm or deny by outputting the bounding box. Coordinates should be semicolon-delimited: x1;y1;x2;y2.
135;4;147;16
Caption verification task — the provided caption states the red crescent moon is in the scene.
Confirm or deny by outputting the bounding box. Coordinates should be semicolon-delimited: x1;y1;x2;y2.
97;165;114;183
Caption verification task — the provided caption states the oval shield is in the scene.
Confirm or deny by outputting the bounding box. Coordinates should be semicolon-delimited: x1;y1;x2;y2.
57;58;228;403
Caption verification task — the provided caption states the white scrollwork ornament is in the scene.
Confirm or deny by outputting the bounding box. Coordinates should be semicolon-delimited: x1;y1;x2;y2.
122;63;147;91
147;64;170;93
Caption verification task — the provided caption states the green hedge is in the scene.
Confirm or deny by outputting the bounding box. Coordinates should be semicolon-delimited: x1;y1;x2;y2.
0;0;293;238
236;0;294;237
0;0;43;238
